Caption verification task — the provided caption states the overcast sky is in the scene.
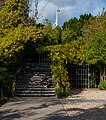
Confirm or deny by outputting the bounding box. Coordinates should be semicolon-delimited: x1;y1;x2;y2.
29;0;106;26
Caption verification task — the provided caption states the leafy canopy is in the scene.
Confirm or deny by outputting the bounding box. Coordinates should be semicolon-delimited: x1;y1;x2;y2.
0;0;43;62
61;14;93;43
83;12;106;65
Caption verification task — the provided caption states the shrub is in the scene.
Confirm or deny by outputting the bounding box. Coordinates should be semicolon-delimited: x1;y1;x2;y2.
98;81;106;90
51;64;71;98
55;83;70;98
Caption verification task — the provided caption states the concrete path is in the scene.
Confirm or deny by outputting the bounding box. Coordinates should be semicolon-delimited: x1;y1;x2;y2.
0;97;70;120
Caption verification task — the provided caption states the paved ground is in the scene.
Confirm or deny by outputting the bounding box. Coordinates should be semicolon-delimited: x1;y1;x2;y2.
60;89;106;120
1;89;106;120
0;97;70;120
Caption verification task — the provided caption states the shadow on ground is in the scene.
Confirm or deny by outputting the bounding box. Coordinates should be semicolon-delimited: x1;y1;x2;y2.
0;107;70;120
0;97;70;120
71;89;83;96
66;104;106;120
0;107;37;120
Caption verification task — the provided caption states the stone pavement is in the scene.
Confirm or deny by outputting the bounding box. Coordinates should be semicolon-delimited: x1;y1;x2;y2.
0;97;70;120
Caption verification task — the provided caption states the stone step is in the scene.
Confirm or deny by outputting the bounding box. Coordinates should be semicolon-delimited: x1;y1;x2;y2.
15;93;55;97
17;79;54;83
18;73;51;78
16;90;55;94
17;79;54;82
17;75;53;80
16;88;54;91
17;83;54;87
16;86;54;89
16;84;43;87
17;81;54;85
19;73;51;77
17;80;42;82
22;67;51;70
25;63;51;66
16;84;54;88
16;63;54;97
21;66;51;71
20;68;51;73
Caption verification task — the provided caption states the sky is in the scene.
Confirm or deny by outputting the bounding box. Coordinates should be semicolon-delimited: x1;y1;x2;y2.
29;0;106;26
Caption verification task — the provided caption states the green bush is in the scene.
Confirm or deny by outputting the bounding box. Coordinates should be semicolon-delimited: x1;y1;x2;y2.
51;63;71;98
98;81;106;90
55;83;70;98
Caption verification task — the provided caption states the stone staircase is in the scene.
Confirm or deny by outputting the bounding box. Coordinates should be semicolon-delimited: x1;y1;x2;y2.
16;63;55;97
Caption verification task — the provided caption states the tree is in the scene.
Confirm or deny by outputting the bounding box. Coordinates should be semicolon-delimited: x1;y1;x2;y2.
0;0;43;63
62;17;80;43
61;14;93;43
0;0;28;28
83;12;106;65
0;0;43;98
0;25;43;62
35;24;62;53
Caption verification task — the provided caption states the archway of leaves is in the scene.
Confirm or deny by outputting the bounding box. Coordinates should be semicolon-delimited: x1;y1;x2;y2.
46;38;86;97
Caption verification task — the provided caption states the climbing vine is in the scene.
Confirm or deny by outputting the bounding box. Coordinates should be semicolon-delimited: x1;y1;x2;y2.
46;37;85;97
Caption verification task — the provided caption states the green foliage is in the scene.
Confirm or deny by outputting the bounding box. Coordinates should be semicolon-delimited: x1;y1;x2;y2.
62;14;93;43
61;28;77;44
83;13;106;40
51;63;70;98
79;13;94;27
47;37;85;63
45;13;106;97
0;0;43;62
0;0;106;99
62;17;80;43
98;81;106;90
0;25;43;62
46;38;85;97
55;83;70;98
46;45;70;97
49;26;61;44
83;13;106;65
0;0;29;29
84;33;106;65
0;62;14;98
0;0;43;99
36;25;61;52
44;25;61;45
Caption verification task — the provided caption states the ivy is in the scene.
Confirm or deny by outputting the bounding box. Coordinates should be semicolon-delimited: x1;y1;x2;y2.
0;25;43;62
0;0;43;98
46;37;85;97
